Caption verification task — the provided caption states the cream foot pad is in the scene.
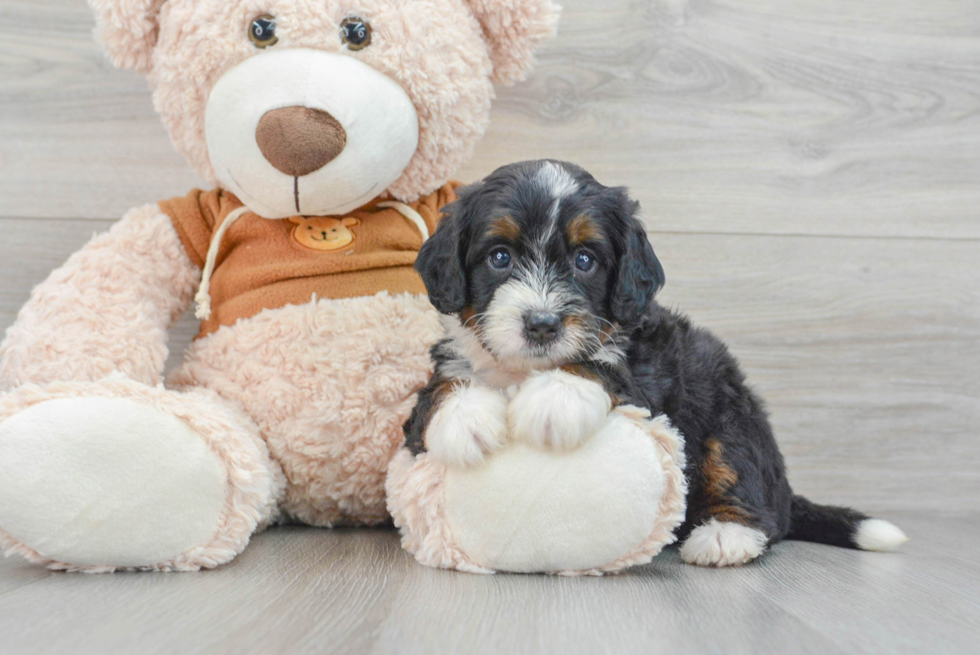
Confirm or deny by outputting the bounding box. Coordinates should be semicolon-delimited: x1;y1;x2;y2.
386;407;687;575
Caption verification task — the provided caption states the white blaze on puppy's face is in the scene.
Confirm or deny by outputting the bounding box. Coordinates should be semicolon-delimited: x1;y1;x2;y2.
534;161;579;246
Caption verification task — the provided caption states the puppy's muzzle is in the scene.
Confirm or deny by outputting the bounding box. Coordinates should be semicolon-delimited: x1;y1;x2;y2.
256;106;347;177
524;311;562;345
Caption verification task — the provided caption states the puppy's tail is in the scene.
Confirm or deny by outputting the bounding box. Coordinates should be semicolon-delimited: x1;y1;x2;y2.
786;495;908;552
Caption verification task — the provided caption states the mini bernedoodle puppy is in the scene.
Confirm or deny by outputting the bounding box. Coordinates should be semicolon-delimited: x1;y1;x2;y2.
404;160;907;567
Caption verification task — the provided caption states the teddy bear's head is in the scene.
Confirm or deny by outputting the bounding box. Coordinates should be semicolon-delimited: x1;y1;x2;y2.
88;0;560;218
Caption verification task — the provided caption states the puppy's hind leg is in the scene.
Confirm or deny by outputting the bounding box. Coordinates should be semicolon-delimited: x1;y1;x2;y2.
680;438;786;568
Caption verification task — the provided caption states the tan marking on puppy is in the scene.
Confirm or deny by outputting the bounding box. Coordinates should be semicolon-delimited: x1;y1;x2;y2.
487;215;521;242
288;216;360;251
424;376;461;427
702;438;753;525
567;215;603;246
599;323;615;345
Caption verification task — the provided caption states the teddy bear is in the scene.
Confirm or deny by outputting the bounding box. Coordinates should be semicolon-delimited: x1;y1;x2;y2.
0;0;560;572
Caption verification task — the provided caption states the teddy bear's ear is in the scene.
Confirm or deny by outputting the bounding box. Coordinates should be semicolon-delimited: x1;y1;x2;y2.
463;0;561;85
88;0;167;73
287;216;304;225
342;218;361;227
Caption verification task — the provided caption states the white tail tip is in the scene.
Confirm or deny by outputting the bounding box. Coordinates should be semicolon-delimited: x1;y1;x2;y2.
855;519;908;552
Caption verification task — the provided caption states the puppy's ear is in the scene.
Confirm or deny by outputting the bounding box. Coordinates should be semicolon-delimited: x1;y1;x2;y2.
416;201;468;315
88;0;167;73
463;0;561;85
611;194;665;327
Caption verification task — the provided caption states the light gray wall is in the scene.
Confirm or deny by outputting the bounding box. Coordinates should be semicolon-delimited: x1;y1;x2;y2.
2;0;977;512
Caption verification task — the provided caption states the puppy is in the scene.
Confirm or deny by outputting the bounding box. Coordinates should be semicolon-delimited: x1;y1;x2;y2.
405;160;907;567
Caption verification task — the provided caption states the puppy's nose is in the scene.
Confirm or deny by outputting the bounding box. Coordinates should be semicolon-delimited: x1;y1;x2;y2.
524;311;561;344
255;106;347;177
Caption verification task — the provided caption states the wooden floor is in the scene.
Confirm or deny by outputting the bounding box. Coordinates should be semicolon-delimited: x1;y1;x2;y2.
1;0;978;653
0;512;978;655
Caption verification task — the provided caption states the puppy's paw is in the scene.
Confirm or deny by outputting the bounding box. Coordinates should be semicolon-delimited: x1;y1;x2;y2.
508;369;612;451
680;519;769;567
425;385;508;468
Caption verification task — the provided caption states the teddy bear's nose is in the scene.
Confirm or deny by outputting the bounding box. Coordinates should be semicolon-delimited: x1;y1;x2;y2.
255;106;347;177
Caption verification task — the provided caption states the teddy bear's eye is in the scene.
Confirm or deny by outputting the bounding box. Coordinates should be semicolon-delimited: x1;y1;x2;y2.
340;17;372;51
249;15;278;48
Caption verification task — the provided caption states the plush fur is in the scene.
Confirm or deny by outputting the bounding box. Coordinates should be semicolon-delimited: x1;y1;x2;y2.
168;290;443;528
388;408;688;575
0;0;560;572
89;0;560;204
407;160;907;567
0;376;285;573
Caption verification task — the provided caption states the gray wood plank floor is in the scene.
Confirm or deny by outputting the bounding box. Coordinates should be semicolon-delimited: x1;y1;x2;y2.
1;512;978;655
1;0;978;653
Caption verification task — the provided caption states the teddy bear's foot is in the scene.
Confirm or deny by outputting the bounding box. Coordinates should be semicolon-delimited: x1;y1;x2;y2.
0;378;284;572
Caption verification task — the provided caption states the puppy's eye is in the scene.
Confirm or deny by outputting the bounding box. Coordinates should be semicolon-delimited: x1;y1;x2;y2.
488;247;513;271
249;15;278;48
341;17;372;50
574;251;597;273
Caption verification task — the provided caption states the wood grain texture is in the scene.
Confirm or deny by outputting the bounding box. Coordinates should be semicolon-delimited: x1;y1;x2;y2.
2;0;979;238
0;512;977;655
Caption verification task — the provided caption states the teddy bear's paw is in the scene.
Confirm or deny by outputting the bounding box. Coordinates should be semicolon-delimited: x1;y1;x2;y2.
0;395;230;571
0;381;284;572
680;519;769;567
508;369;612;451
425;385;508;468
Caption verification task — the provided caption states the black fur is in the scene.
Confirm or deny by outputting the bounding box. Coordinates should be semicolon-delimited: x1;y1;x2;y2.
410;160;882;555
416;205;468;314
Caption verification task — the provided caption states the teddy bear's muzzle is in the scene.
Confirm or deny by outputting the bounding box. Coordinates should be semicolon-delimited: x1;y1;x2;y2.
255;106;348;177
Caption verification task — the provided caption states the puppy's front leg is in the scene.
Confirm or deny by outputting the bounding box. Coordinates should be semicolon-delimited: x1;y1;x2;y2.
404;374;507;468
508;363;629;451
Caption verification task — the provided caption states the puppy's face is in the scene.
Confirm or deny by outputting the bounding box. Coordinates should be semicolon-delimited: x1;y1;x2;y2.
417;160;665;370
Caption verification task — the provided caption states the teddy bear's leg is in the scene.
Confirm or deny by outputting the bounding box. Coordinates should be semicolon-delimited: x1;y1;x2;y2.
0;377;285;572
0;205;284;571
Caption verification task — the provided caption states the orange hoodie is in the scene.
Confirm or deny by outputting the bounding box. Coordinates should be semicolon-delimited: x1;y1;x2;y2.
159;183;459;337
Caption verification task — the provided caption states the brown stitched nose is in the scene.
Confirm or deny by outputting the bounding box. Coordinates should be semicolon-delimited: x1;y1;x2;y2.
255;106;347;177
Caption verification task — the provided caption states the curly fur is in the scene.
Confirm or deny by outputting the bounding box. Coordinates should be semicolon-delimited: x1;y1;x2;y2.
88;0;560;203
169;291;444;527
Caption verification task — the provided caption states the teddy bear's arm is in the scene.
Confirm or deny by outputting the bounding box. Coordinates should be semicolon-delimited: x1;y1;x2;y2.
0;204;200;391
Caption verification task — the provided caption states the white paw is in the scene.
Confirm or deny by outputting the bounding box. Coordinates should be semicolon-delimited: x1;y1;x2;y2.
680;519;769;567
426;385;508;468
507;369;612;451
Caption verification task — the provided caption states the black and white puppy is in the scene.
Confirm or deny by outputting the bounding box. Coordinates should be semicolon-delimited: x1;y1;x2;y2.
405;160;907;567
